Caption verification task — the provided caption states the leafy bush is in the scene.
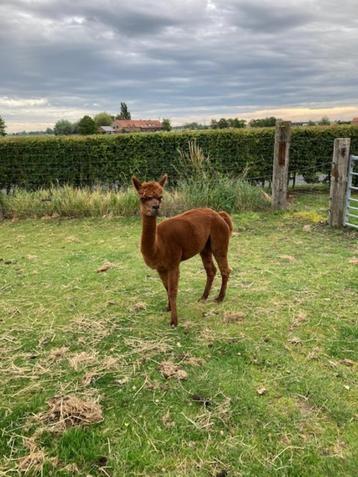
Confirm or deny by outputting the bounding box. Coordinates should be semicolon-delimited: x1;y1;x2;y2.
1;126;358;191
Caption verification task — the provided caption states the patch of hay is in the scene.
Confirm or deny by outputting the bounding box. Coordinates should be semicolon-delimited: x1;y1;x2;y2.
223;311;245;323
124;337;172;357
279;255;296;262
18;439;46;474
96;261;115;272
159;361;188;380
38;394;103;431
65;235;81;243
161;410;175;428
101;356;119;369
199;328;217;345
18;449;46;473
181;355;204;367
68;351;97;370
288;336;302;345
69;315;113;345
49;346;69;361
340;358;355;367
81;371;98;386
289;311;307;330
62;463;80;473
131;302;147;312
184;396;231;431
256;386;268;396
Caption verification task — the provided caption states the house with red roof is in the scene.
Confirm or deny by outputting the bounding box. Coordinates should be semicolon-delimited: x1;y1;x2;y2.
112;119;163;133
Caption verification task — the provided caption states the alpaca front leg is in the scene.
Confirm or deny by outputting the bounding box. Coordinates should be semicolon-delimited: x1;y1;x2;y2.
168;268;179;327
158;271;170;311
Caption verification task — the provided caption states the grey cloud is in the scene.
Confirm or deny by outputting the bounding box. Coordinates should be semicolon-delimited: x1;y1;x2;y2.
0;0;358;130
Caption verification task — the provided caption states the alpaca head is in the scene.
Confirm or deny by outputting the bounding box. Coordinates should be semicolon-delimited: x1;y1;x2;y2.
132;174;168;217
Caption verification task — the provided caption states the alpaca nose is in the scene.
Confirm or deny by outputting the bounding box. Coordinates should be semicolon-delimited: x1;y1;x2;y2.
152;205;160;210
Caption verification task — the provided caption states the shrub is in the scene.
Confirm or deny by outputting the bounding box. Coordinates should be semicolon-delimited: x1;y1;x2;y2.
1;126;358;191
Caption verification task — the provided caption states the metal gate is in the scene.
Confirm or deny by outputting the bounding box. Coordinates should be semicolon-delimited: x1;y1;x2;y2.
344;154;358;230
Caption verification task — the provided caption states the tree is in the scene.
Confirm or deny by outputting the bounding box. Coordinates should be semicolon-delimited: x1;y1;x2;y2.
162;118;171;131
54;119;73;135
116;102;131;120
72;122;80;134
217;118;229;129
249;117;278;128
94;112;113;127
318;116;330;126
182;122;208;130
228;118;246;128
78;116;96;135
210;117;246;129
307;120;316;127
0;116;7;136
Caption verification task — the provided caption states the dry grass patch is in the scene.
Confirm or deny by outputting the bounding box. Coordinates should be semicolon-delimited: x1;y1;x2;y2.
124;337;172;357
17;439;47;474
159;361;188;380
38;394;103;432
223;311;245;323
181;355;204;367
183;396;232;431
68;351;97;370
48;346;69;361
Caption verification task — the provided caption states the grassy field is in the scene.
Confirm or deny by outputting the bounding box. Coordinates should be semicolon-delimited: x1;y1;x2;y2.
0;191;357;476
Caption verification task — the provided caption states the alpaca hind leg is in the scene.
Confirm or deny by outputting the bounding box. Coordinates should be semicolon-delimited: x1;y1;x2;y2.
158;270;170;311
199;246;217;300
211;224;231;302
213;254;231;302
168;267;180;327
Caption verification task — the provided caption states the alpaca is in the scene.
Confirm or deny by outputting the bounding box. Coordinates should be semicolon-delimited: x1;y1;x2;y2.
132;174;232;327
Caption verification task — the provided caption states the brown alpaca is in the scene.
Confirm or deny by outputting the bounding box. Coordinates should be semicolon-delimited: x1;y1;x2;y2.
132;174;232;327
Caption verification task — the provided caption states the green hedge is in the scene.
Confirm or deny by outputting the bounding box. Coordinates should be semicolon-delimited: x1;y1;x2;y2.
1;126;358;190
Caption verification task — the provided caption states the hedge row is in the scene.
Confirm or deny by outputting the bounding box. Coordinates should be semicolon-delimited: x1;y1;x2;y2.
1;126;358;190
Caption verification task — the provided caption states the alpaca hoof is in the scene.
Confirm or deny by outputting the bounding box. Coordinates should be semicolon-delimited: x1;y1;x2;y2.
214;296;224;303
198;296;208;302
170;322;177;328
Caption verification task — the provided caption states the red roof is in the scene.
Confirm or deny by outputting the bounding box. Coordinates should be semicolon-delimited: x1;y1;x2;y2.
113;119;162;129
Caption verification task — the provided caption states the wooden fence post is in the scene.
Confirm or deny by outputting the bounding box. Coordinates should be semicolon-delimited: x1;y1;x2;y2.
329;138;350;228
272;120;291;210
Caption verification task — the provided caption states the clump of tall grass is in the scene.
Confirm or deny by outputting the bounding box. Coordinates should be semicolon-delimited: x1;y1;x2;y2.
1;186;139;219
0;186;187;219
176;141;270;212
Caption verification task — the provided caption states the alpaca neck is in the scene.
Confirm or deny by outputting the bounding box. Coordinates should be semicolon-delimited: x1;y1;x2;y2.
141;214;157;262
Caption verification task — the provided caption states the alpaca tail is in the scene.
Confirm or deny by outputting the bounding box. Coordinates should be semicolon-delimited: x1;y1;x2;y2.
219;211;233;235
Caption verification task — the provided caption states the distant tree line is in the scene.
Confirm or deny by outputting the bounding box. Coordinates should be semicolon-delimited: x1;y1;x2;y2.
180;116;353;131
52;103;172;135
1;107;354;137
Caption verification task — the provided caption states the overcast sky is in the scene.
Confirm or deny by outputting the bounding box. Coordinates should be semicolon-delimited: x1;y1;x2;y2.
1;0;358;132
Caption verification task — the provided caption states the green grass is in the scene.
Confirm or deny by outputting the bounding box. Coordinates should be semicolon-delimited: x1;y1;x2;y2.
0;192;357;476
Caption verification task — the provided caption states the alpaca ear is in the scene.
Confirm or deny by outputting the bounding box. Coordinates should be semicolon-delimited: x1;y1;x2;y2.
132;176;142;192
158;174;168;187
